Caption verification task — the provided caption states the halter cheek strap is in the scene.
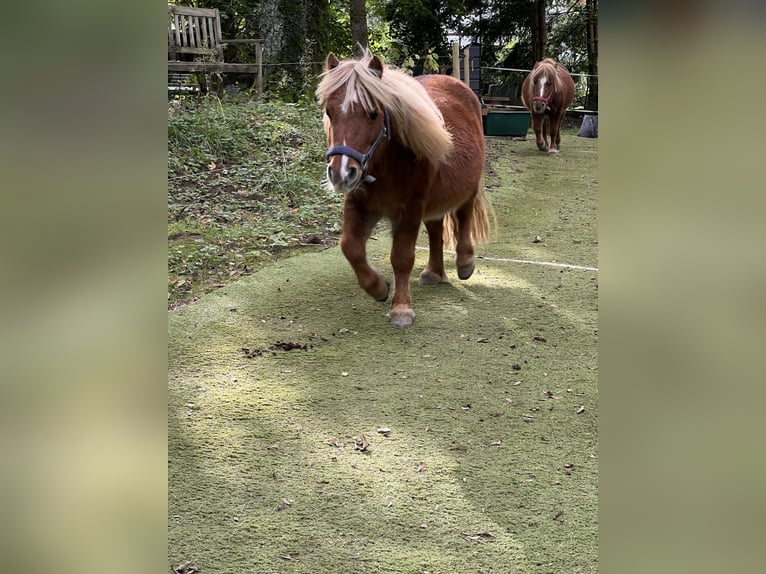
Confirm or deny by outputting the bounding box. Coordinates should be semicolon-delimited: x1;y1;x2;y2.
325;109;391;183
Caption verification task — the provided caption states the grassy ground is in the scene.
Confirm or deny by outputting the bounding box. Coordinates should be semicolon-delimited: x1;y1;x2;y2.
169;118;598;573
168;97;341;309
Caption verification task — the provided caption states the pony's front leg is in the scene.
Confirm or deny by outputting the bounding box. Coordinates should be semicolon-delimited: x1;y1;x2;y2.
531;114;549;152
388;224;420;328
340;206;389;302
548;112;564;157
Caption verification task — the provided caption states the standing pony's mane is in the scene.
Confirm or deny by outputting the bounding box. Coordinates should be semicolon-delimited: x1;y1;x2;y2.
523;58;564;102
315;51;453;163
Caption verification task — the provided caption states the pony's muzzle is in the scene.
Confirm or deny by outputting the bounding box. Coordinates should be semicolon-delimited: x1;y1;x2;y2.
532;102;547;114
327;158;361;191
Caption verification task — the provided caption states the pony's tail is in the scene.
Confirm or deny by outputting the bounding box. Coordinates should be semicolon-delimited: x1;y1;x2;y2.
443;177;497;250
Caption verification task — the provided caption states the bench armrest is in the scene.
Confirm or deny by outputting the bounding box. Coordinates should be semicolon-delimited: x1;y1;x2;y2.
220;39;263;45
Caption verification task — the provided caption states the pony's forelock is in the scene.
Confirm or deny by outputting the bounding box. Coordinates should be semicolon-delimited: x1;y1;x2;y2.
529;58;563;93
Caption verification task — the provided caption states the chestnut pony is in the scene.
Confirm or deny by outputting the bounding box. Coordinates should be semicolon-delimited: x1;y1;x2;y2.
521;58;575;157
316;51;492;328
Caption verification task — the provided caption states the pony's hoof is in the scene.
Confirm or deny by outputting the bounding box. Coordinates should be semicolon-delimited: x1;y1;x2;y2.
374;281;390;302
388;307;415;328
418;269;448;285
457;262;475;280
548;149;559;157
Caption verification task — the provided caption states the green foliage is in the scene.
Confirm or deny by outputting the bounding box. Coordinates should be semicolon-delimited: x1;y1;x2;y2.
168;96;342;307
386;0;450;67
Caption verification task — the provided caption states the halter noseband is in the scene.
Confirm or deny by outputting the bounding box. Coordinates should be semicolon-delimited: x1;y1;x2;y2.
325;109;391;184
533;93;553;111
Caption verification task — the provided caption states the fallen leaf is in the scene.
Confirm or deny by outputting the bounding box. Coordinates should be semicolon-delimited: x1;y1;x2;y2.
376;427;392;436
353;435;369;451
174;561;199;574
489;440;502;447
554;510;564;521
576;405;586;414
419;523;429;529
477;337;489;343
267;444;279;450
207;161;216;170
462;528;495;541
341;371;349;377
563;463;574;468
415;462;427;473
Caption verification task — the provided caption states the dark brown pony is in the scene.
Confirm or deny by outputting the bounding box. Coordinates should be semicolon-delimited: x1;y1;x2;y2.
521;58;576;156
315;51;492;328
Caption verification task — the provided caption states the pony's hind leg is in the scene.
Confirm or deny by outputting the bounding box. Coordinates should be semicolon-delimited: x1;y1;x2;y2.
419;218;449;285
453;201;477;280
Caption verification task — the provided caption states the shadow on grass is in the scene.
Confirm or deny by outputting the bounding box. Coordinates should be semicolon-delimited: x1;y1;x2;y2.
169;248;598;573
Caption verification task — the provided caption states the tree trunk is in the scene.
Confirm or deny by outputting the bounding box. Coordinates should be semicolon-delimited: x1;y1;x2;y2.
532;0;547;61
585;0;598;110
259;0;330;100
350;0;369;55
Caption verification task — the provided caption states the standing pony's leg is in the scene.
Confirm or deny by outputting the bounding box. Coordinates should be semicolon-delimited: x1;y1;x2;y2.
542;116;552;151
531;113;548;152
340;203;389;302
453;199;477;280
388;221;421;328
548;112;565;157
418;219;449;285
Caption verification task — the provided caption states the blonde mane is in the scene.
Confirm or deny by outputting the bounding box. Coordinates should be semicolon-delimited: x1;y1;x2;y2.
315;51;453;163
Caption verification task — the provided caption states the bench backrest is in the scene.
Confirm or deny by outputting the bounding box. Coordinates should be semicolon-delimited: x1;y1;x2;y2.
168;6;224;59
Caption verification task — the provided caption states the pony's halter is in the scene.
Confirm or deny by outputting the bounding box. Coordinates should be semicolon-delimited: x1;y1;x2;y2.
533;93;553;110
533;82;554;110
325;109;391;184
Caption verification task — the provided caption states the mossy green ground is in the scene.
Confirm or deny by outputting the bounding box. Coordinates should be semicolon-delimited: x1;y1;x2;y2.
169;132;598;573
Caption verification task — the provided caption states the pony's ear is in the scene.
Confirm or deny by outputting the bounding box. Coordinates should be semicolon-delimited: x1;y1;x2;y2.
368;55;384;79
325;53;340;71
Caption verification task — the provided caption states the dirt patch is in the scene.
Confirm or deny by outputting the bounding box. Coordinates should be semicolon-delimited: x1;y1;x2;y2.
241;340;313;357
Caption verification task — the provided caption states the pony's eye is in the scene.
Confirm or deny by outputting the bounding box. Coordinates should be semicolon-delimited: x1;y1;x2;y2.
369;110;379;121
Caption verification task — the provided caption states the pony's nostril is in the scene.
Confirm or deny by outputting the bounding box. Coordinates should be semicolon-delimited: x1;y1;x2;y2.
346;165;358;182
327;164;336;183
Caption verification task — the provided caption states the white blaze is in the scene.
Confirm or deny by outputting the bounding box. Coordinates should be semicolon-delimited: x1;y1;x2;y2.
538;77;547;99
339;139;352;180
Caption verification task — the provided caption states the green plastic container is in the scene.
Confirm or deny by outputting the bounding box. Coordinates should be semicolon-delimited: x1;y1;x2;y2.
482;111;531;137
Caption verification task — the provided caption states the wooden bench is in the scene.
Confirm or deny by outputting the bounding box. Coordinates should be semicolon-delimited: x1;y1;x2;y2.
168;5;263;94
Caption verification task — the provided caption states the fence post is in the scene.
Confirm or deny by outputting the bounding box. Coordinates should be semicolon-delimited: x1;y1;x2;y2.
463;47;470;87
256;41;262;98
452;41;460;80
